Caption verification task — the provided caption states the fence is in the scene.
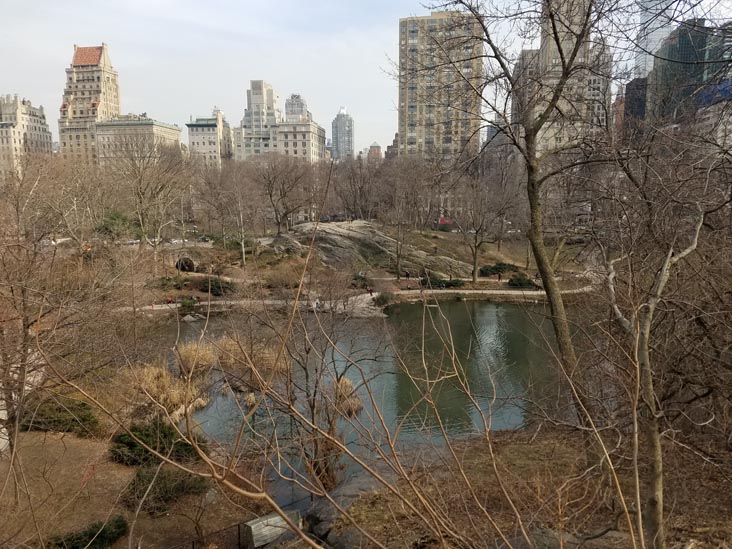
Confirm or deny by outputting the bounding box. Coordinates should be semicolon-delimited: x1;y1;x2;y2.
169;509;302;549
170;522;245;549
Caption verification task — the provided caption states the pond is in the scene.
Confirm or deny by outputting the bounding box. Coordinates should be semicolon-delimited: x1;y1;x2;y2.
172;300;560;507
189;301;557;443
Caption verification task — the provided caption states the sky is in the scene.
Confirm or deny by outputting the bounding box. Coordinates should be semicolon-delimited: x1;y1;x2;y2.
2;0;431;152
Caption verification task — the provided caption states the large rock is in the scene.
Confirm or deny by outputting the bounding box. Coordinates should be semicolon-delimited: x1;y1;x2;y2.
305;469;394;546
292;221;472;277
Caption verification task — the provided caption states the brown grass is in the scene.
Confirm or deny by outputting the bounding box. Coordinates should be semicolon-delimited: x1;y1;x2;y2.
0;432;267;549
334;377;363;417
133;360;206;416
216;336;290;377
176;341;218;380
330;431;732;548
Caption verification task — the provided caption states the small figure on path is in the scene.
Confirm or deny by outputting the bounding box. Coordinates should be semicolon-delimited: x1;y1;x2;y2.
367;287;373;297
497;272;502;282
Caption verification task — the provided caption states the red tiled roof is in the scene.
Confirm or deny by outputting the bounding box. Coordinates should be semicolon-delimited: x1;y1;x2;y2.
72;46;103;66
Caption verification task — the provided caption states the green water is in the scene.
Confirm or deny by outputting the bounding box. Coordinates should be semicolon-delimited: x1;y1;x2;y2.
190;300;557;443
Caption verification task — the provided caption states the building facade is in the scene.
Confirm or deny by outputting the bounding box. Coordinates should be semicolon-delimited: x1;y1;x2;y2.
635;0;676;78
397;11;484;159
331;107;354;161
95;114;181;166
234;80;283;161
285;94;310;122
511;0;612;153
186;109;233;169
58;44;120;164
0;94;53;179
647;19;709;120
234;81;326;163
385;132;399;160
367;142;382;164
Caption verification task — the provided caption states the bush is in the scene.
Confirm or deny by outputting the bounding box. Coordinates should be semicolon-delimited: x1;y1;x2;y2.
478;262;519;277
374;291;394;307
420;276;465;289
21;395;99;437
507;274;540;289
351;273;368;289
212;235;255;251
95;210;130;239
156;275;189;291
265;262;304;289
198;277;235;296
122;466;208;514
47;515;128;549
178;296;198;314
109;420;204;466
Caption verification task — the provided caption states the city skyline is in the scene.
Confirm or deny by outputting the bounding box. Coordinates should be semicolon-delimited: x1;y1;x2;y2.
1;0;431;153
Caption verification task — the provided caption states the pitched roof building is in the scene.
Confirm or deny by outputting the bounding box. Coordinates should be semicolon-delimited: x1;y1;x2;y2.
58;43;120;164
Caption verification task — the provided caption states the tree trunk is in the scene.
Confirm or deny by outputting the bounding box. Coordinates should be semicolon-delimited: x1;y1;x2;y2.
472;245;479;284
525;174;578;376
239;212;246;265
639;314;665;549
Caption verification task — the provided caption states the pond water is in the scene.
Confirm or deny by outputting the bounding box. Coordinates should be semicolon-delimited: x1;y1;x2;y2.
190;301;557;440
175;300;559;506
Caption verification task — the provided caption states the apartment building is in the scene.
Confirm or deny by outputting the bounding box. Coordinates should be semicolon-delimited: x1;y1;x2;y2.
511;0;612;152
234;81;325;163
58;43;120;164
95;113;181;166
0;94;52;179
397;11;484;159
186;109;233;169
331;106;354;161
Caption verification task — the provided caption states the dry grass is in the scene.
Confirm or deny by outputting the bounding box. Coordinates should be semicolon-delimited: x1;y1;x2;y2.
330;432;732;548
0;432;267;549
216;336;290;376
264;258;306;289
334;377;363;417
176;341;218;380
133;360;207;418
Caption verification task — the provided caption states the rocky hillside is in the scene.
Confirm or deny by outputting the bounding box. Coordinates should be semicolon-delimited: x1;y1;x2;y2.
289;221;472;278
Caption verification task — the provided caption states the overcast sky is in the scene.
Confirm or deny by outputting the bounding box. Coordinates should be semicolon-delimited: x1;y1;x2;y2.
2;0;432;152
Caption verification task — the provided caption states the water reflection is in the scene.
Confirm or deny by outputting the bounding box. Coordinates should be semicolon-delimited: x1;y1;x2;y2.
382;301;556;438
177;301;557;443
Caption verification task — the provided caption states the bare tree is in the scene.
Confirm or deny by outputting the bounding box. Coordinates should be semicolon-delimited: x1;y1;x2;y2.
248;154;313;235
106;135;189;272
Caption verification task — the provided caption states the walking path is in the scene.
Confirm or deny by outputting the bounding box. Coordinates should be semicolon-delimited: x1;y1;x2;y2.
115;293;386;318
115;282;593;321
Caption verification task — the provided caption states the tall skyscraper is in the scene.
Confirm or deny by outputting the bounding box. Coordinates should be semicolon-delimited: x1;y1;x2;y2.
58;43;120;163
397;11;483;159
331;107;354;160
646;19;709;119
635;0;676;78
0;95;53;179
